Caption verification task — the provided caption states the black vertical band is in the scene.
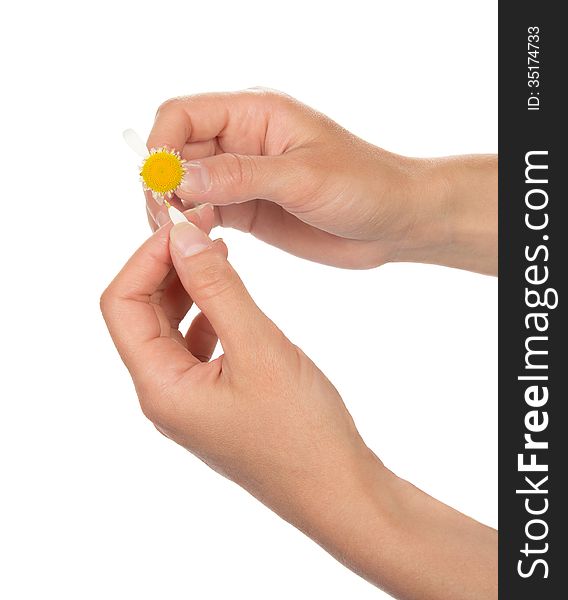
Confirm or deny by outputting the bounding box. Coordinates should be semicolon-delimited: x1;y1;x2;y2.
498;2;566;598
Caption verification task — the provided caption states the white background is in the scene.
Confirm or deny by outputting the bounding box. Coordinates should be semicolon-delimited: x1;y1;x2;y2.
1;1;497;598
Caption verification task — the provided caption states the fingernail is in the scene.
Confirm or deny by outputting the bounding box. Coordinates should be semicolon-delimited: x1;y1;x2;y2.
187;202;214;219
179;162;211;194
146;205;156;222
169;221;211;257
155;210;170;228
180;197;196;208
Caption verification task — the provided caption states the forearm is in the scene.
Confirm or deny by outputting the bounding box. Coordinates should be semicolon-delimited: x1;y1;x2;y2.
297;451;497;600
392;154;498;275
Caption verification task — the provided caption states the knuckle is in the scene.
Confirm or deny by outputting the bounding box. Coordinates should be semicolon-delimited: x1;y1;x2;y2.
99;285;115;316
157;97;181;114
137;382;181;429
155;96;185;117
135;381;162;424
140;397;173;430
224;153;257;189
191;252;237;302
139;395;161;424
246;85;273;94
246;86;291;105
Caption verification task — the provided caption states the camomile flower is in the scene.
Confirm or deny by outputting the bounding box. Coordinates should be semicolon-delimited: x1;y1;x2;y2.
122;129;190;225
122;129;188;204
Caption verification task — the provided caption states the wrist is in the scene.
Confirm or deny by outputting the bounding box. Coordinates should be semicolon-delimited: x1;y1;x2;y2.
297;446;497;598
292;446;403;581
384;155;498;274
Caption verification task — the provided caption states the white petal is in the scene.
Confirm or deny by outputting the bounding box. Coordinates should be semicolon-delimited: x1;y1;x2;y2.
123;129;149;158
168;205;189;225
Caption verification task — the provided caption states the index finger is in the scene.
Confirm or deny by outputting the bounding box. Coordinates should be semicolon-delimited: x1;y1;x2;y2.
100;225;199;387
146;89;276;153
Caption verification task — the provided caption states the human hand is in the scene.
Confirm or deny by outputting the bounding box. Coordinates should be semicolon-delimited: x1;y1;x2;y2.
101;211;497;599
146;89;497;273
102;204;374;528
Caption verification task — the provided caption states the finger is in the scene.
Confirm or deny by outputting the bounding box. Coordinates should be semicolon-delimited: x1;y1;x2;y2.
100;227;200;386
146;205;158;232
146;196;216;235
177;139;219;210
156;270;190;328
176;152;295;208
148;91;302;210
146;205;217;329
168;222;272;351
147;90;277;152
181;139;219;161
186;312;218;362
145;188;180;225
217;201;381;268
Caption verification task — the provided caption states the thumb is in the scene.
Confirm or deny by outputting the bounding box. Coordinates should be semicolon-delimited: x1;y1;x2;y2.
176;153;289;207
169;220;269;350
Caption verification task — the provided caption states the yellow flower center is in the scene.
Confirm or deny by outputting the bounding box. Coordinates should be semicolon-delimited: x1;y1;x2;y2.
140;149;185;195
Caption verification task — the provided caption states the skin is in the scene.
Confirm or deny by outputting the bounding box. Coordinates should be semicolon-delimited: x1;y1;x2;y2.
102;90;497;599
145;88;497;274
